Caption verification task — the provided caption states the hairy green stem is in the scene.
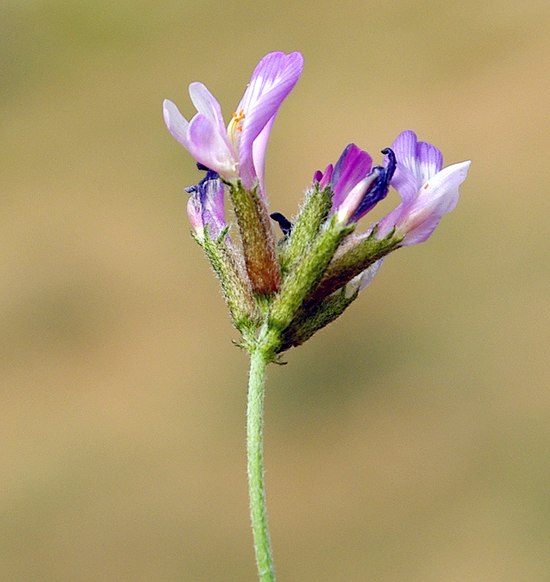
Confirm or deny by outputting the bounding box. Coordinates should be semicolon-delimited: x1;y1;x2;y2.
247;346;275;581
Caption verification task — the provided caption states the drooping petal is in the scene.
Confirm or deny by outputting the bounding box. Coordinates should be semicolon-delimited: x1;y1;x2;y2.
188;82;231;147
419;160;470;213
378;160;470;245
187;114;237;178
163;99;190;148
237;51;304;190
399;160;470;245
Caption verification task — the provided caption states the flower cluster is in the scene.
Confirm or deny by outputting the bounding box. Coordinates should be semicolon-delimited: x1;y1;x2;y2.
164;51;470;356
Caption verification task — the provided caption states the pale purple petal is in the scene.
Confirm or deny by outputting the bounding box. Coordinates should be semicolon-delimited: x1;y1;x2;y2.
187;114;237;178
163;99;190;148
237;51;304;189
390;131;443;203
391;131;418;175
390;161;418;204
389;131;418;203
418;160;470;214
386;160;471;246
376;202;408;239
416;140;443;183
188;82;230;143
237;52;304;121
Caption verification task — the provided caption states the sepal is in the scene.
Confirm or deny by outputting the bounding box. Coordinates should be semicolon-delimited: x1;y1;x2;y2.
279;286;359;351
269;215;353;333
309;227;403;303
229;182;281;295
277;183;333;275
196;227;261;333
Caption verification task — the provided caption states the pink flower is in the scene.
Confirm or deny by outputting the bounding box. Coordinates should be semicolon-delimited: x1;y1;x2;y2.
163;51;303;196
377;130;471;245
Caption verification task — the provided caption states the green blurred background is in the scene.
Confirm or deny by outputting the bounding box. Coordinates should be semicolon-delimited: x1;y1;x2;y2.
2;0;549;580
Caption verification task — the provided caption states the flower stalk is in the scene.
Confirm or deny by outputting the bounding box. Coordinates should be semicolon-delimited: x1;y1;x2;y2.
246;342;275;582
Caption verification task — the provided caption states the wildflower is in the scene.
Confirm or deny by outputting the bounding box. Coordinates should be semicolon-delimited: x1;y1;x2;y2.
163;53;472;582
377;130;471;245
163;51;304;194
309;132;469;301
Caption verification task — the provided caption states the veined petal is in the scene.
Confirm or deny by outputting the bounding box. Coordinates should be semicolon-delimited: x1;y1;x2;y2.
416;140;443;183
187;114;237;178
390;161;418;204
391;130;419;174
237;51;304;190
163;99;190;148
237;51;304;120
390;131;443;202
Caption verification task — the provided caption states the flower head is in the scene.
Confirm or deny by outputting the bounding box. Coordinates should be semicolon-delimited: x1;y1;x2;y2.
163;51;471;353
163;51;304;195
377;130;471;245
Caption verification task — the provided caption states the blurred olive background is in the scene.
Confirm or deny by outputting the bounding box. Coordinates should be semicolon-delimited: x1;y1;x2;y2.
2;0;549;580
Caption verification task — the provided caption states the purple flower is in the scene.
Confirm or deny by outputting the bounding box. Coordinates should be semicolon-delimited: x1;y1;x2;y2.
185;169;226;240
377;130;471;245
314;144;396;224
163;51;304;195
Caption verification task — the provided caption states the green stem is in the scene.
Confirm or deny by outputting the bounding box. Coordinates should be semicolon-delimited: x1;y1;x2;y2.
247;345;275;581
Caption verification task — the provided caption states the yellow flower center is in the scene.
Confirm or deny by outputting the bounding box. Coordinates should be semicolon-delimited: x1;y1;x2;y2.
228;109;246;149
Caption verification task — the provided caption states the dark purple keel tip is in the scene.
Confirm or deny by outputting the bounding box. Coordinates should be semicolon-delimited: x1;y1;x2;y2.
348;148;396;223
270;212;293;235
381;148;396;182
